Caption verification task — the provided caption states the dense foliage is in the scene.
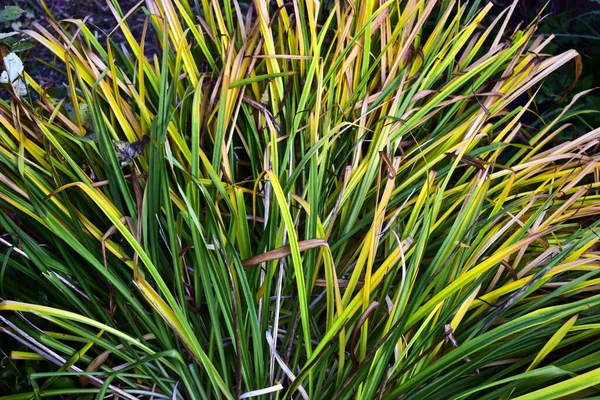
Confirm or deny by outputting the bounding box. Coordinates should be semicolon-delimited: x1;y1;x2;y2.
1;0;599;399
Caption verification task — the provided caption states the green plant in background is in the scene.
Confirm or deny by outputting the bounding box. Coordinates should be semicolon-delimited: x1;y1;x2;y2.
491;0;600;137
0;0;599;398
0;6;34;54
535;3;600;135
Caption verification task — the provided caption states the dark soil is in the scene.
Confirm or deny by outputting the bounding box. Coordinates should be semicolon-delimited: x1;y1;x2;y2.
2;0;158;88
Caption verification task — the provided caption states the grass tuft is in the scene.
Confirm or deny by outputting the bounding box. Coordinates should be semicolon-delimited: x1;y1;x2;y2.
0;0;599;398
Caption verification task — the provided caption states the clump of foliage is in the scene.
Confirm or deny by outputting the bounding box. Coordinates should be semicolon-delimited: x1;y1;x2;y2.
1;0;600;399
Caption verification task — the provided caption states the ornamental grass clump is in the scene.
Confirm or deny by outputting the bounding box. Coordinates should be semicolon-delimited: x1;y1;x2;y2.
1;0;600;398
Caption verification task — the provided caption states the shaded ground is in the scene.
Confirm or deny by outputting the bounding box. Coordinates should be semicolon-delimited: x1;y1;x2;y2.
2;0;157;88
